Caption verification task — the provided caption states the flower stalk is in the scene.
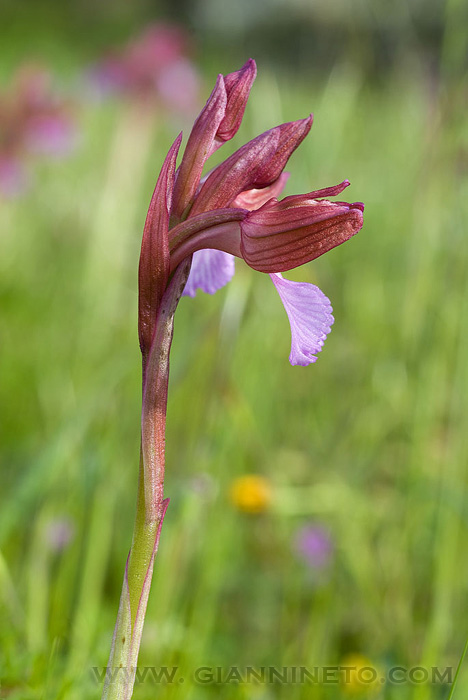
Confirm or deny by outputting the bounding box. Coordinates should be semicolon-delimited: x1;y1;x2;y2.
102;261;190;700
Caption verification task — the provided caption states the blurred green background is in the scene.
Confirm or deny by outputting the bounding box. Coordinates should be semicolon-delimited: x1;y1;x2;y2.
1;0;467;698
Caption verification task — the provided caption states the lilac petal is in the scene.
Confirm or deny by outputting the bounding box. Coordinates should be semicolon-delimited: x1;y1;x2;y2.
269;273;334;366
183;249;235;297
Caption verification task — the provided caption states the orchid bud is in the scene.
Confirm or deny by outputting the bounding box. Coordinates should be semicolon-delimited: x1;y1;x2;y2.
214;58;257;147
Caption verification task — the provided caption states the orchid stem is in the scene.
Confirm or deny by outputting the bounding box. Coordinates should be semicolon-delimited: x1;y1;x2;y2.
126;451;160;626
102;261;190;700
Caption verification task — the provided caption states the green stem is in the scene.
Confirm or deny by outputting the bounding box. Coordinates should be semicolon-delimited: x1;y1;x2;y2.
102;260;191;700
126;451;159;627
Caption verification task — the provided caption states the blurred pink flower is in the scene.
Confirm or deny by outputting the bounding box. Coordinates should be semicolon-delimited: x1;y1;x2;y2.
294;524;334;569
90;23;200;111
44;517;75;553
15;67;77;156
0;156;29;197
0;64;78;196
155;58;200;112
24;113;77;157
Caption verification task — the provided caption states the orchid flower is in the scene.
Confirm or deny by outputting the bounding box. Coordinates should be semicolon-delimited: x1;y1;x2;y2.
139;58;363;368
103;59;363;700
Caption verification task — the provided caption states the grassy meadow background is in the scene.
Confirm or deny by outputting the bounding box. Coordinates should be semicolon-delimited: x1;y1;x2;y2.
1;1;467;698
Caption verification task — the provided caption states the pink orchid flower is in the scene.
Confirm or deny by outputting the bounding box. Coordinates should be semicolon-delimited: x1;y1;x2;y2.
139;59;364;367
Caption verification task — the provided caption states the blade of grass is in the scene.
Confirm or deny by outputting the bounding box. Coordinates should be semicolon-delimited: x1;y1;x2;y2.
446;637;468;700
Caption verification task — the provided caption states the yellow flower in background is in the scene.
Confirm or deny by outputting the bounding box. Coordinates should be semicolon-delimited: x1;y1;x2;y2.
229;475;272;513
341;654;382;695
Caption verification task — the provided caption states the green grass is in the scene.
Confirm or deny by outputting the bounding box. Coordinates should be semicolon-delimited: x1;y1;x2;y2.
1;58;467;700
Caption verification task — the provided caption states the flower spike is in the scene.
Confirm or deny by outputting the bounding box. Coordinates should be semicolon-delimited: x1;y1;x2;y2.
106;57;366;700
